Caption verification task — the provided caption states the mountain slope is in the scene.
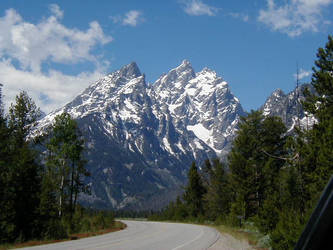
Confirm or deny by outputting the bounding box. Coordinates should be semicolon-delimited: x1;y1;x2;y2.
152;60;245;157
36;61;245;210
261;84;316;132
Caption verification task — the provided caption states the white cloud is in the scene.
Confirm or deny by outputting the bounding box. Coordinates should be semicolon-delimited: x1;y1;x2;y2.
122;10;144;27
49;4;64;19
0;59;104;113
111;10;144;27
229;12;249;22
258;0;333;37
294;68;312;80
0;6;112;113
182;0;218;16
0;8;112;73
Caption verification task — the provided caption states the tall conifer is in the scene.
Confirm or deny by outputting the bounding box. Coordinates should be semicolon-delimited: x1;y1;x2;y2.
183;162;206;218
7;91;42;241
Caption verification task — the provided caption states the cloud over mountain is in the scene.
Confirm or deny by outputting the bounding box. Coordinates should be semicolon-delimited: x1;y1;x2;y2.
0;5;112;113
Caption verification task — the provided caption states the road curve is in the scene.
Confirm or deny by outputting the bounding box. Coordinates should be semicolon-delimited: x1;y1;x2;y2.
19;220;220;250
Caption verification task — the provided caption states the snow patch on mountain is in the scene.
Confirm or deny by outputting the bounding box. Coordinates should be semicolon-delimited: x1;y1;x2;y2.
34;60;245;210
261;84;317;132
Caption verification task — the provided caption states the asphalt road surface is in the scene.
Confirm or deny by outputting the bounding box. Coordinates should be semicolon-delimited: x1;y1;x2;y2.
19;220;220;250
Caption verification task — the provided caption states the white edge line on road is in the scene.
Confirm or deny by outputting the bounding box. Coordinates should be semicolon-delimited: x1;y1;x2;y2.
172;228;204;250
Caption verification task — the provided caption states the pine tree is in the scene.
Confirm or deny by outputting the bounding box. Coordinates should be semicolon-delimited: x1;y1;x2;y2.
203;159;231;221
183;162;206;218
8;91;41;146
228;111;287;221
45;112;89;229
270;35;333;249
173;197;188;220
228;111;264;219
6;91;42;241
0;84;16;243
302;35;333;195
0;83;3;115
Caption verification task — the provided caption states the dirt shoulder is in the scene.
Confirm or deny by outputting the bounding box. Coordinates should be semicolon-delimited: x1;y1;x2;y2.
208;232;254;250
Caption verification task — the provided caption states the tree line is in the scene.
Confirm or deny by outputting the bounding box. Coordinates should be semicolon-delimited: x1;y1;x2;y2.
0;89;103;243
150;36;333;249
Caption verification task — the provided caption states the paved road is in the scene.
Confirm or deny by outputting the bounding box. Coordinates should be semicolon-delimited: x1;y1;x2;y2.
19;220;220;250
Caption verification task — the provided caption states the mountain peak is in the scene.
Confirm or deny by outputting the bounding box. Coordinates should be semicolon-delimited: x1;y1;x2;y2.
272;88;285;97
179;59;191;67
175;59;194;73
197;67;217;76
118;61;141;79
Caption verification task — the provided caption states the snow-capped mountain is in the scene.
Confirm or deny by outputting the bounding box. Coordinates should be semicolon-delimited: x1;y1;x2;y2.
152;60;244;157
36;60;245;210
261;84;316;132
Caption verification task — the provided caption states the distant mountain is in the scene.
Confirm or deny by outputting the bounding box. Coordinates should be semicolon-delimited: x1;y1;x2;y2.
35;60;245;210
261;84;317;132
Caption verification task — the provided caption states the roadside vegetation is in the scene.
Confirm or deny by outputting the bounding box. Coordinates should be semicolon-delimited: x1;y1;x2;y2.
0;88;121;246
149;35;333;249
0;208;125;249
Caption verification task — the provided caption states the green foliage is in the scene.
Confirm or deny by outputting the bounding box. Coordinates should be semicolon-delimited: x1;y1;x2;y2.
203;159;231;221
303;35;333;122
267;35;333;249
8;91;41;146
301;35;333;194
41;219;68;240
0;90;93;244
227;195;246;227
228;111;287;222
44;112;90;229
0;87;16;243
0;91;42;242
183;162;206;218
71;207;115;233
270;210;304;250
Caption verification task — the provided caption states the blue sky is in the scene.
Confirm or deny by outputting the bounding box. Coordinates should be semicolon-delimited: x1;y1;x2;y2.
0;0;332;113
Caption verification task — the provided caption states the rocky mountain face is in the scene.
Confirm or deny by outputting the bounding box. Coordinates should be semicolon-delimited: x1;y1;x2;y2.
261;84;316;132
36;60;245;210
35;60;315;210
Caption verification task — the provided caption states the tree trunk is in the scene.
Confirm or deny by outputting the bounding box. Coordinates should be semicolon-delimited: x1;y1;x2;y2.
59;175;64;217
69;161;75;224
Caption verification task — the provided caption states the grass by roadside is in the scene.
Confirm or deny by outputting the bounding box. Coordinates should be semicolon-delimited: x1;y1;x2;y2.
0;221;126;250
116;217;148;221
213;223;269;250
149;218;269;250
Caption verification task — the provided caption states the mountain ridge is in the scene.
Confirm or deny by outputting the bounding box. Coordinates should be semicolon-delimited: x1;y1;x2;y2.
34;60;312;210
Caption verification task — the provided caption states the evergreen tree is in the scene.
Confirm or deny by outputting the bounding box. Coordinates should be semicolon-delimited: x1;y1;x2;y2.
8;91;41;146
0;83;3;115
0;84;16;243
228;111;287;221
6;91;42;241
228;111;264;220
270;35;333;249
183;162;206;218
173;197;188;220
203;159;231;221
45;112;89;229
302;35;333;195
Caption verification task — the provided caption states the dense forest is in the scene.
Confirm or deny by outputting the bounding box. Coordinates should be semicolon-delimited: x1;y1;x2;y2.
0;89;116;244
150;36;333;249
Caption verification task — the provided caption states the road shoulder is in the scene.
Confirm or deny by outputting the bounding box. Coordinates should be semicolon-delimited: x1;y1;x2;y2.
208;230;254;250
